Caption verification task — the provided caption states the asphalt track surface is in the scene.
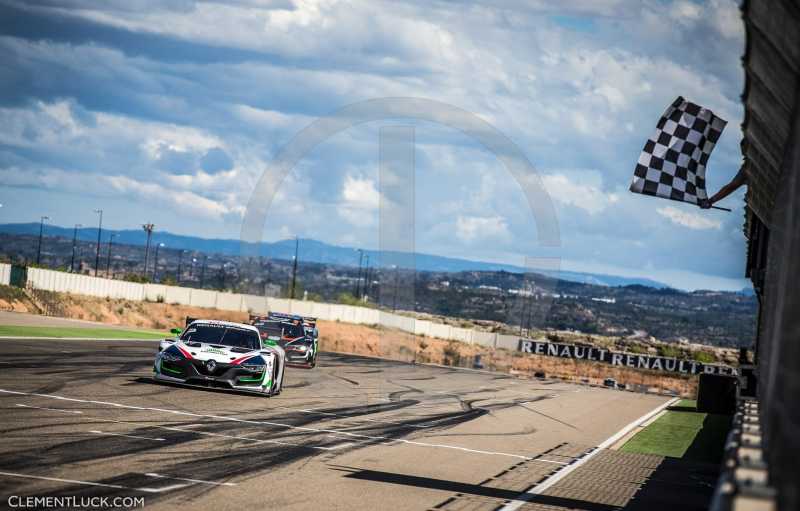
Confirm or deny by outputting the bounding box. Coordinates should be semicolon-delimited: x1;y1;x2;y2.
0;338;674;510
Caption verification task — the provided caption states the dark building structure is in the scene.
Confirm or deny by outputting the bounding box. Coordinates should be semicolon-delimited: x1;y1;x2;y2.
729;1;800;509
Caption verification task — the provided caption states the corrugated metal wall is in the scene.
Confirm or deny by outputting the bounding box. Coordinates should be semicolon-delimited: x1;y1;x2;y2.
742;1;800;508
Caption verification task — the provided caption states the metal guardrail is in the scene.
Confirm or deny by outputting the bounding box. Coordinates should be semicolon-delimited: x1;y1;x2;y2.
710;398;777;511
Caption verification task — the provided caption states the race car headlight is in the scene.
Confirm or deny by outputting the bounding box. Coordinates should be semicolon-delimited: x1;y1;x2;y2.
293;345;308;352
242;364;266;373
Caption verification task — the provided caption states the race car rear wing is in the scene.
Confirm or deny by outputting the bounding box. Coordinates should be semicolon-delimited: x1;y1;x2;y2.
267;311;302;321
268;311;317;324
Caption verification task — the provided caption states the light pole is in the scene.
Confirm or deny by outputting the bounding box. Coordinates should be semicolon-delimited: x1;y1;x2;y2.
142;223;154;278
354;249;364;297
36;216;49;266
106;234;116;277
199;255;207;288
392;265;400;312
177;250;186;283
70;224;82;272
290;236;299;300
153;242;164;281
93;209;103;276
264;260;272;294
361;255;370;301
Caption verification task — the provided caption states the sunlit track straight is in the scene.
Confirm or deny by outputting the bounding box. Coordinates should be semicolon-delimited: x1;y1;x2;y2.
0;337;677;510
1;389;544;461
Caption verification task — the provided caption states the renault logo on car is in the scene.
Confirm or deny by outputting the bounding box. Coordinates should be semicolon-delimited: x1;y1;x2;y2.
206;359;217;373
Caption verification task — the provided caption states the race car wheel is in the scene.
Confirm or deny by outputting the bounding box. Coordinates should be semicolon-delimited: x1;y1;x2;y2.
270;363;281;396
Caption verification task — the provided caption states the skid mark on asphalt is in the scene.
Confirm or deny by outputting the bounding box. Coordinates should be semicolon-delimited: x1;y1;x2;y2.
86;415;343;451
15;403;83;414
89;430;165;442
144;473;236;487
1;388;542;461
19;409;372;453
273;405;432;428
0;471;187;493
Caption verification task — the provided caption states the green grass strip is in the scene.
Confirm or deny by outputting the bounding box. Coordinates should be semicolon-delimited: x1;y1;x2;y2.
621;399;731;464
0;325;168;340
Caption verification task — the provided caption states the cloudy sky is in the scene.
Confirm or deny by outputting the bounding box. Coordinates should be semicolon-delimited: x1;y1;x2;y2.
0;0;749;290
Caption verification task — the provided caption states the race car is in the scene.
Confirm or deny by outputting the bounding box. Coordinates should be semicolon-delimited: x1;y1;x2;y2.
153;319;285;396
251;312;318;368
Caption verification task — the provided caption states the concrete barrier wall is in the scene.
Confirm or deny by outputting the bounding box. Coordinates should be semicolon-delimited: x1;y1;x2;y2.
473;331;497;348
0;264;11;286
429;322;452;340
27;268;146;301
495;334;519;350
241;294;267;314
189;289;217;309
143;284;167;302
164;286;192;305
215;292;243;312
23;268;520;349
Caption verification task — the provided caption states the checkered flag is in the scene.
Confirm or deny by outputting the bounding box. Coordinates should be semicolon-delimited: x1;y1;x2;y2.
630;96;727;208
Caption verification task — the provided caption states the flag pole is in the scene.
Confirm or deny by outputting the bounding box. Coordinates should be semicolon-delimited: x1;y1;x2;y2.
632;189;733;212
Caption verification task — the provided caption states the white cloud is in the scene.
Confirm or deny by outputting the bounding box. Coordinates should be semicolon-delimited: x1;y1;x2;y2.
670;1;703;25
341;174;379;209
710;0;744;39
541;171;616;215
455;215;510;243
338;174;380;227
657;206;722;230
0;0;748;289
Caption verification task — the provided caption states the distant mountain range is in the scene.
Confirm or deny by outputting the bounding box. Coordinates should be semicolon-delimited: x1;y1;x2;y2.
0;222;670;289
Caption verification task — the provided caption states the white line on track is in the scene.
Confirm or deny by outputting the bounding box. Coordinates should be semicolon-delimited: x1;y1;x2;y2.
273;405;432;429
89;430;166;442
161;424;343;451
1;388;542;461
145;473;236;487
0;470;187;493
80;414;347;452
497;396;680;510
534;459;569;465
15;403;83;414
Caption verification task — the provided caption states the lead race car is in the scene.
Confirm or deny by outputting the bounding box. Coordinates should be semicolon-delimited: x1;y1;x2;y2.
153;319;285;396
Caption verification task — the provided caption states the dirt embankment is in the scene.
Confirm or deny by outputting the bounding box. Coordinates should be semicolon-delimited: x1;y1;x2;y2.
320;321;696;396
0;287;696;396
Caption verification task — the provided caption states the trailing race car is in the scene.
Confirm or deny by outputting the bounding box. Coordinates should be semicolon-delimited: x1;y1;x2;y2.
154;319;285;396
250;312;318;368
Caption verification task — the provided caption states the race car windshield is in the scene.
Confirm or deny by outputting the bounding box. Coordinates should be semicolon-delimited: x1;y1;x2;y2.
181;325;261;350
255;323;283;338
282;323;306;338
